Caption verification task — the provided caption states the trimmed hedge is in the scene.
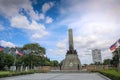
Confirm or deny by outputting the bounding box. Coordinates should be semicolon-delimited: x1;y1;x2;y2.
99;70;120;80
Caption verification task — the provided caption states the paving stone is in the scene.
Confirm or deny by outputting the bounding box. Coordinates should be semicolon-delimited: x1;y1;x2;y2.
0;73;111;80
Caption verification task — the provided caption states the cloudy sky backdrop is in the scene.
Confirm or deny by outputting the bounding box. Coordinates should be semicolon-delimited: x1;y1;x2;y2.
0;0;120;64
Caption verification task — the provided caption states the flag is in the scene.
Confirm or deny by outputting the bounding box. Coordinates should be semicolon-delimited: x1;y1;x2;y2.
109;42;117;52
0;46;4;52
118;38;120;44
15;50;23;56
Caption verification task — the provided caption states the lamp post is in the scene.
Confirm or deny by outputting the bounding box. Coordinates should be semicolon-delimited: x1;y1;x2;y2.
13;48;17;71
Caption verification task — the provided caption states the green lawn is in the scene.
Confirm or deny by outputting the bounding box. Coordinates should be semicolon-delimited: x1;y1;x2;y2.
100;69;120;80
0;71;12;78
0;71;10;75
101;69;120;76
0;71;34;78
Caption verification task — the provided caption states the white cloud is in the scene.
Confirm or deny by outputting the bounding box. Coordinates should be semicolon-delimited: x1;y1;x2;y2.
0;0;43;21
46;16;53;23
0;0;119;64
11;15;29;29
31;31;48;39
48;49;66;55
31;33;43;39
46;39;67;61
11;15;48;39
56;39;67;49
0;40;15;48
11;15;45;30
47;48;66;62
0;0;31;18
55;0;120;63
42;2;54;13
0;0;49;40
30;20;46;30
39;13;45;20
52;31;115;64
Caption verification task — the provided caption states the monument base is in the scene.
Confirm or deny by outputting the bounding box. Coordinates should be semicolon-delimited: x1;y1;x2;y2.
61;54;81;70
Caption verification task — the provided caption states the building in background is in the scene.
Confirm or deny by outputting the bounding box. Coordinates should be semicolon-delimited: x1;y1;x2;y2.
92;49;102;64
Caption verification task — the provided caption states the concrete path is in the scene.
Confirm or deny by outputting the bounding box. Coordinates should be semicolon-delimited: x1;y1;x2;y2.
0;73;111;80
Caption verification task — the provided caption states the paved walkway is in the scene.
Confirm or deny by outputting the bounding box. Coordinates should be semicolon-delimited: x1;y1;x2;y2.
1;73;111;80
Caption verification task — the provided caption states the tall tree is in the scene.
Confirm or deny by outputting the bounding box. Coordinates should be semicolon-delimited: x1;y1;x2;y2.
103;59;111;65
112;53;119;67
111;47;120;67
0;52;14;70
50;60;59;67
21;43;46;69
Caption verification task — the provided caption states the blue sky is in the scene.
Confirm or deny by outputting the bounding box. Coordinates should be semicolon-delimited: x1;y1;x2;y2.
0;0;120;64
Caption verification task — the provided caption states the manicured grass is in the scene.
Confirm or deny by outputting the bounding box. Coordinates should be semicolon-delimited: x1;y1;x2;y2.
0;71;34;78
101;69;120;76
99;69;120;80
0;71;10;75
0;69;49;78
0;71;12;78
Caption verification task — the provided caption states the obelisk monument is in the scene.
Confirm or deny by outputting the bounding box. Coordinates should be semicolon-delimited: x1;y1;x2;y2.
69;29;74;50
61;28;81;70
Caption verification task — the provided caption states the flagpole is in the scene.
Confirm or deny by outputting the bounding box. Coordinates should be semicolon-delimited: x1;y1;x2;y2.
13;47;17;71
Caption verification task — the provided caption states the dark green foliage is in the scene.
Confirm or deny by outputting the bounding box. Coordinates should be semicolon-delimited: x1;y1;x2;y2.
113;55;119;67
110;46;120;67
111;53;119;67
0;43;59;71
0;52;14;70
103;59;111;65
50;60;59;67
0;43;48;70
17;43;48;68
16;53;51;68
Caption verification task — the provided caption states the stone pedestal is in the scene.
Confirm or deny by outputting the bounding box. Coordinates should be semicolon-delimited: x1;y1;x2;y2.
62;54;81;70
61;50;81;70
